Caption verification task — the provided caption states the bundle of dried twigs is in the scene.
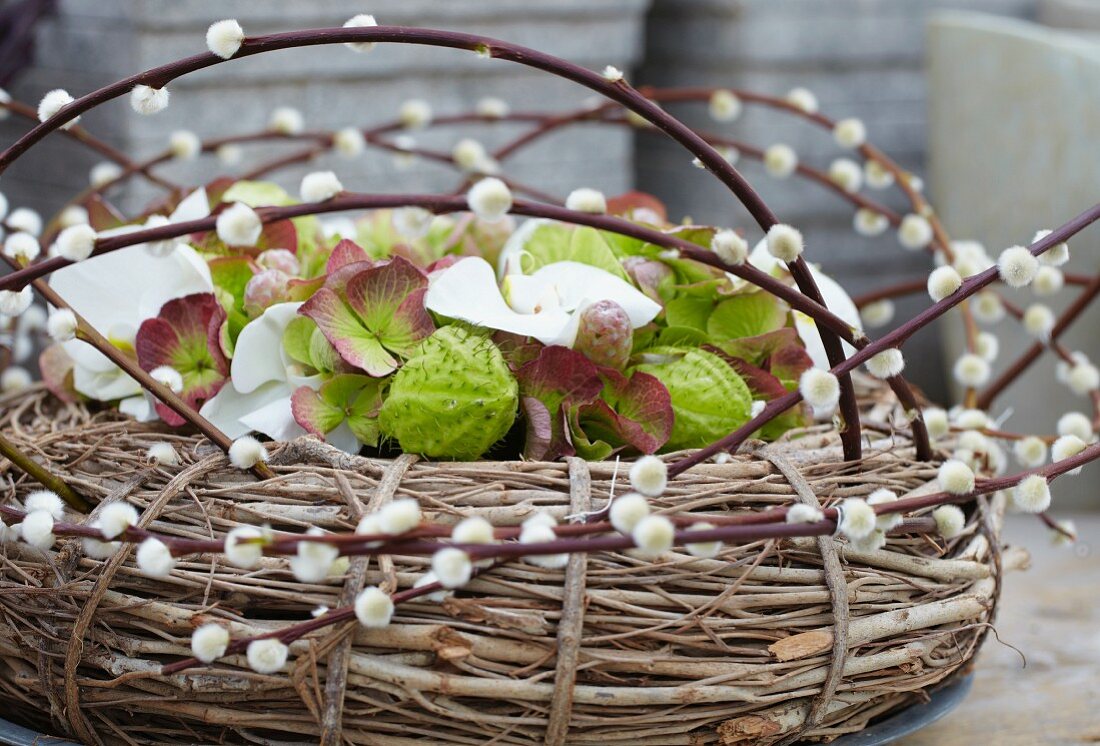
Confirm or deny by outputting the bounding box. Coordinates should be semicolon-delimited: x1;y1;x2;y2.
0;382;1013;745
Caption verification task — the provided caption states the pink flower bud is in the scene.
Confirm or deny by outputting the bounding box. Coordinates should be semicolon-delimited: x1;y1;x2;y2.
244;269;290;316
257;248;299;276
574;300;632;369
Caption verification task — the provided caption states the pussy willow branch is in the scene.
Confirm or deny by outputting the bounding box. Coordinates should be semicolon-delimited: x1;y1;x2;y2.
979;273;1100;409
0;24;863;462
668;202;1100;476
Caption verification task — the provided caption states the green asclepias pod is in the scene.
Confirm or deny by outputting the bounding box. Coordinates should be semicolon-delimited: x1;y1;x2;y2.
379;326;518;459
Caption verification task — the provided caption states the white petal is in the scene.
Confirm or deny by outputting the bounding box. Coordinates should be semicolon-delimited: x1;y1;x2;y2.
119;394;158;422
169;187;210;223
496;218;545;278
239;396;307;442
527;261;661;327
200;381;289;439
326;421;361;454
73;363;142;401
425;257;571;344
230;302;303;394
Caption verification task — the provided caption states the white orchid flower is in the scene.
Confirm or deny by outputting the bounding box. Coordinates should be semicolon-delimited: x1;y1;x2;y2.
748;239;861;370
49;190;215;417
425;256;660;347
200;302;359;453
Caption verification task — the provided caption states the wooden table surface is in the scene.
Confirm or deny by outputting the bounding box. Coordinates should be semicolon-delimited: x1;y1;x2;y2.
899;512;1100;745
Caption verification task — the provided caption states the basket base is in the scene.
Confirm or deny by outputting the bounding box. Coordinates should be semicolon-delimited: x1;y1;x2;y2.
829;673;974;745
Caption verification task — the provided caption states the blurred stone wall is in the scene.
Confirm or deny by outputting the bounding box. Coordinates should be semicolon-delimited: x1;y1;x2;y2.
0;0;651;218
637;0;1037;401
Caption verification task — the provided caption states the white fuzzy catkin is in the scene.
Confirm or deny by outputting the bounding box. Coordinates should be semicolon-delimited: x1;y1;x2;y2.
786;503;825;523
629;455;667;497
1023;303;1055;339
938;459;975;495
146;441;179;465
519;520;568;569
216;143;242;165
21;510;55;549
1050;519;1077;547
290;527;339;583
130;84;169;115
926;266;962;302
0;366;31;392
136;537;176;577
838;498;876;540
246;638;288;674
25;490;65;520
828;158;862;193
799;368;840;414
56;224;97;262
59;205;89;228
564;187;607;214
867;488;901;531
149;365;184;394
7;207;41;236
834;118;867;149
476;97;510;118
785;86;818;112
1032;266;1064;296
224;526;264;569
860;299;894;328
375;499;420;536
431;547;473;589
765;223;804;262
1033;228;1069;266
601;65;624;82
191;623;230;663
865;348;905;379
206;19;244;59
763;144;797;178
228;435;267;469
972;291;1005;324
1013;436;1048;468
997;246;1038;287
269;106;304;135
355;587;395;628
398;99;432;129
217;202;263;247
684;522;722;559
853;208;889;237
850;529;887;553
953;353;991;388
99;501;138;539
342;14;378;52
333;127;365;158
924;406;950;440
3;231;39;263
89;161;123;188
451;515;494;545
1052;434;1086;476
708;89;742;121
711;229;748;265
609;492;650;534
898;214;933;250
466;177;512;222
1013;474;1051;513
864;159;894;189
976;331;999;362
631;514;675;556
38;89;78;129
933;505;966;539
47;309;78;342
1066;361;1100;396
82;531;119;560
299;171;343;203
168;129;201;160
1057;412;1093;442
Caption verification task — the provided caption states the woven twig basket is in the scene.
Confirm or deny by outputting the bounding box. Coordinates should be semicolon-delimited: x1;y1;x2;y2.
0;383;1007;745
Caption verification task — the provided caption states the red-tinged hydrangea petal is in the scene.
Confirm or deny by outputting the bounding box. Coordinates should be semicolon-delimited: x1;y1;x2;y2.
606;191;667;224
135;292;229;425
578;368;673;455
290;385;344;438
299;287;399;376
343;256;428;332
84;195;127;231
516;346;604;460
39;344;77;403
326;239;371;274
